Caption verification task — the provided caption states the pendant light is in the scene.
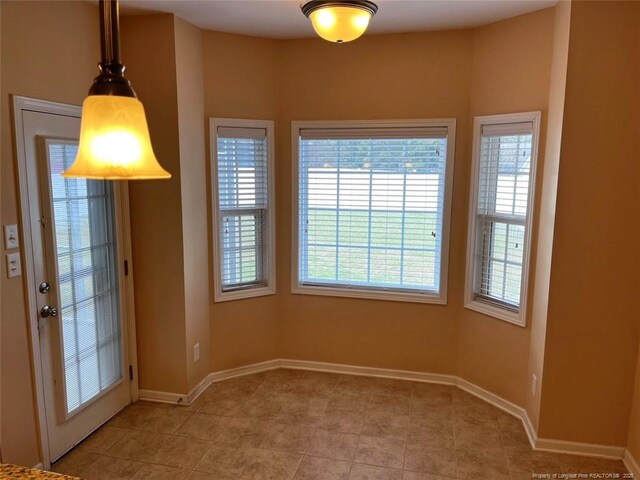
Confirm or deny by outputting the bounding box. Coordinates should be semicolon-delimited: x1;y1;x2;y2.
301;0;378;44
63;0;170;180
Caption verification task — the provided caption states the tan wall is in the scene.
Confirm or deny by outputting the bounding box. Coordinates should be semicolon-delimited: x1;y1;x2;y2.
136;8;557;405
174;17;211;391
538;1;640;446
122;15;215;395
275;11;555;407
121;15;189;394
0;0;100;466
4;0;639;466
458;8;555;406
276;30;474;375
202;31;282;372
526;0;571;430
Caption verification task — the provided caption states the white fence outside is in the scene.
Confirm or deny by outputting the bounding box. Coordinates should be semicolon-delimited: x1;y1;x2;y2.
306;168;441;212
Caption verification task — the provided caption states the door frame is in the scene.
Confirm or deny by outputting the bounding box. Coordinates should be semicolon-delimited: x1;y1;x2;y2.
12;95;139;469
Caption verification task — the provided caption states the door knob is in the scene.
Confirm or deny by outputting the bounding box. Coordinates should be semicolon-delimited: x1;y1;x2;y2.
39;281;50;294
40;305;58;318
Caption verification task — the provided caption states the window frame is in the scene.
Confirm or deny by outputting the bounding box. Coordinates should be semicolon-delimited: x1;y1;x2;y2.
464;111;541;326
210;118;276;302
291;119;456;305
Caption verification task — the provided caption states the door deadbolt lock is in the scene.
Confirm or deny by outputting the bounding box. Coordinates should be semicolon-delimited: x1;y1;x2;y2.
40;305;58;318
39;281;50;294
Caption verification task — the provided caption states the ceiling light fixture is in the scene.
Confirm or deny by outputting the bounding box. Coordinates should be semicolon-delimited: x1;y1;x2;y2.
301;0;378;44
63;0;170;180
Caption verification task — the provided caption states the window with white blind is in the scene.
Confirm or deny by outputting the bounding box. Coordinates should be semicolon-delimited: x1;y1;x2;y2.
292;120;456;304
465;112;540;326
210;118;275;302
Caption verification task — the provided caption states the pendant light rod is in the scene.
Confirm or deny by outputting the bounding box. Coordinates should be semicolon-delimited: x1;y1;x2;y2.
90;0;135;98
99;0;121;66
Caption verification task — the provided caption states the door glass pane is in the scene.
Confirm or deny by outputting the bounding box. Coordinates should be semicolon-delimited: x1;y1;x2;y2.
47;142;122;415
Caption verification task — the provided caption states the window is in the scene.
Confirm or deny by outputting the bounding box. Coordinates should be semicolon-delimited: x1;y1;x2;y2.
465;112;541;326
210;119;275;301
292;120;456;304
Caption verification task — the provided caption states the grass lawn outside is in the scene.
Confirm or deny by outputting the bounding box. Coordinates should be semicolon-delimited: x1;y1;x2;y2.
302;208;441;289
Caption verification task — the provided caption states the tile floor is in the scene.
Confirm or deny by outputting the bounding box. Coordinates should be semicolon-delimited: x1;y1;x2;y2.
52;369;629;480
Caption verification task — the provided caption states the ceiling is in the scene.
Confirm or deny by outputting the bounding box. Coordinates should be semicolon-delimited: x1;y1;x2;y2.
119;0;558;39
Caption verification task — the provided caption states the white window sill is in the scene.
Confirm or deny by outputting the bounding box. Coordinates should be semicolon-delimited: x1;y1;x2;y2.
215;285;276;303
292;284;447;305
465;299;525;327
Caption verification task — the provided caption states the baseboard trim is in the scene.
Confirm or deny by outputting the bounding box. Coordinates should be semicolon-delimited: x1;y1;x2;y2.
138;388;185;405
185;375;212;405
534;437;626;460
624;449;640;478
518;409;624;461
32;463;44;471
189;359;281;405
280;359;456;386
522;411;539;450
138;358;627;461
139;360;281;406
456;377;525;420
207;359;281;384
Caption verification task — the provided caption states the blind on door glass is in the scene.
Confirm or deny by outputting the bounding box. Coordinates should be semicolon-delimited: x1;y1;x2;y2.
47;142;122;415
298;127;449;294
216;127;269;291
474;122;533;309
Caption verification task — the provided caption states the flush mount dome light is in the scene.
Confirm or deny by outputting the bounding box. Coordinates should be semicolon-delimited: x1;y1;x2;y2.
301;0;378;44
63;0;171;180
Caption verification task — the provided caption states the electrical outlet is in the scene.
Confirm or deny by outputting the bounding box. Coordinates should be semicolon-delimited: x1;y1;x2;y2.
4;224;19;250
531;374;537;397
193;343;200;362
6;252;22;278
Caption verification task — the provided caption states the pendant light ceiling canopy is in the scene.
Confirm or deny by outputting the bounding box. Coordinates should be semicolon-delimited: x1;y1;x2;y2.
63;0;170;180
302;0;378;44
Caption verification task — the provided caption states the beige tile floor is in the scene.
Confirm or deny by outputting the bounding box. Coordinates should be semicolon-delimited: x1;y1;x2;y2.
52;369;629;480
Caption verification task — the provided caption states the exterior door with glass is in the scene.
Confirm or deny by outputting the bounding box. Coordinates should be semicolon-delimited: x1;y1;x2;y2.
19;104;133;464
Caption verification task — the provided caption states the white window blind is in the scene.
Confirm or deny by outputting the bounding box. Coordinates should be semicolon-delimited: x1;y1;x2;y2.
212;119;275;301
466;112;540;325
296;123;454;300
47;141;122;414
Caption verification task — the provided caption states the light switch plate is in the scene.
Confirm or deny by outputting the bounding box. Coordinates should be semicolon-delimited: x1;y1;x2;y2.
4;224;19;250
6;252;21;278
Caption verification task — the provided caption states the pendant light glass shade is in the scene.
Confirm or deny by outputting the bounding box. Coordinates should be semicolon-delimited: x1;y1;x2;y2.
63;96;170;179
62;0;171;180
302;1;378;43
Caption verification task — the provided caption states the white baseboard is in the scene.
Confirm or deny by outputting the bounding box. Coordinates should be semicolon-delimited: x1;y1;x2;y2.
32;463;44;470
624;449;640;478
280;359;456;386
207;359;281;384
138;388;185;405
520;408;625;460
522;411;539;450
534;437;625;460
187;359;281;404
138;358;627;461
139;360;280;406
456;377;525;420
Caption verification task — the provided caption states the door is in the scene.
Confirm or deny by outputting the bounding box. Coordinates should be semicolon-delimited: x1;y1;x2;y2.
17;103;133;463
